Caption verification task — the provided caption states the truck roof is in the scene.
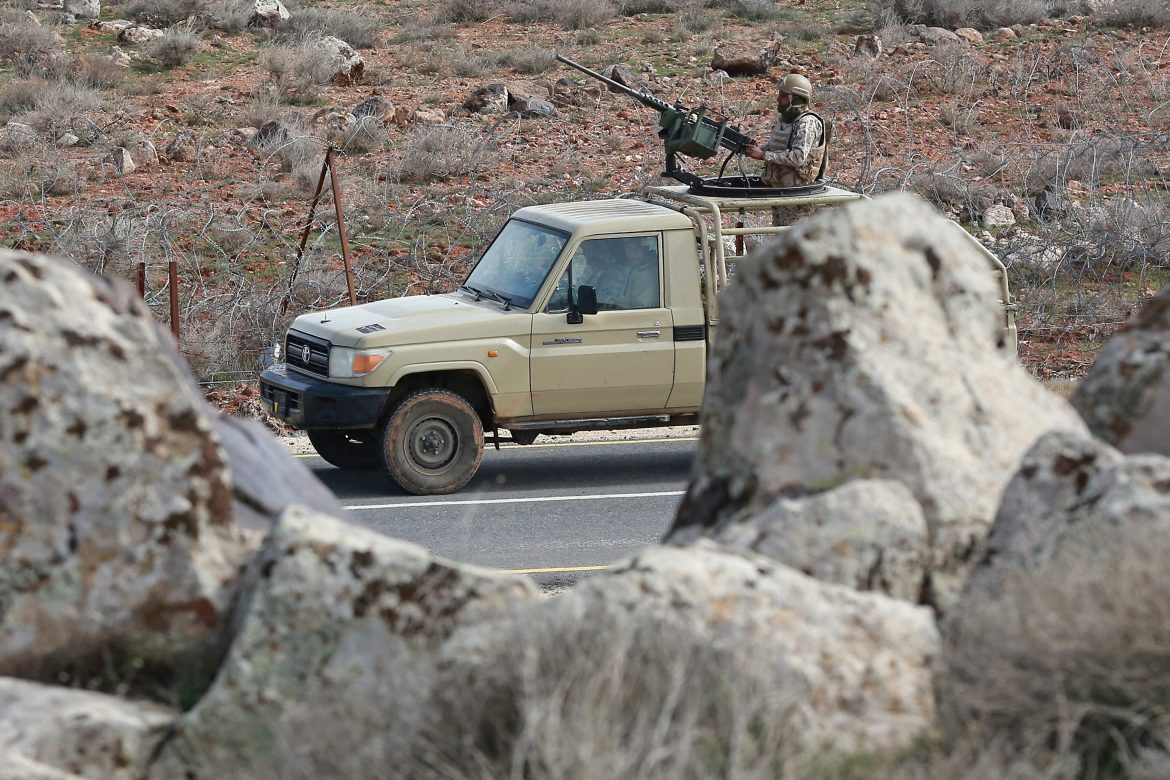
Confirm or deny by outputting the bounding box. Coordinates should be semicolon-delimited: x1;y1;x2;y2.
512;198;694;235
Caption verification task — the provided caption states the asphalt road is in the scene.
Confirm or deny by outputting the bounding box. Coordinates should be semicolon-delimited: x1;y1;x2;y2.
303;435;697;588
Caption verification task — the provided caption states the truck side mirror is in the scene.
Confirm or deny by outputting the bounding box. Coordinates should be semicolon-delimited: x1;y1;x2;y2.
576;285;598;317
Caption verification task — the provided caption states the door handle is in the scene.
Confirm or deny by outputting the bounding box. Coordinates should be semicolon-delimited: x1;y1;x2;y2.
636;330;661;338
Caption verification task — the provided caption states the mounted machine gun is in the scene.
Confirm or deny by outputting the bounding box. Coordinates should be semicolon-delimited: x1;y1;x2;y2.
557;54;765;192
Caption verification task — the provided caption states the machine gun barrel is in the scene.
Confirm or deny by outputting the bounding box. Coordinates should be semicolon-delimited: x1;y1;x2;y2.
555;54;672;114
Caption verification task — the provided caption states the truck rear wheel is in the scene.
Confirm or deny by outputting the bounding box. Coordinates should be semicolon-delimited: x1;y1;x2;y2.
307;429;381;470
381;389;484;495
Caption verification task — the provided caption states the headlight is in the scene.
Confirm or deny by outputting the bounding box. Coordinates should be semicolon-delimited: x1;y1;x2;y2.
328;347;394;378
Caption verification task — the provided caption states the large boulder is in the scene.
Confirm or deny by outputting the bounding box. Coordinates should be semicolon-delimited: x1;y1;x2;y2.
940;431;1170;756
246;0;288;27
423;542;940;773
0;677;174;779
0;250;342;688
711;43;768;76
149;506;538;778
1072;286;1170;457
316;35;363;86
713;479;929;602
669;194;1086;607
62;0;99;18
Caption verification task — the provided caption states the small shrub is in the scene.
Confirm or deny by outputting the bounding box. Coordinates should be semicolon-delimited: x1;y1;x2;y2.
1095;0;1170;27
866;0;1061;28
497;47;557;74
394;124;494;182
727;0;786;21
505;0;616;29
388;21;458;44
448;45;493;77
0;12;62;77
262;39;339;104
617;0;673;13
146;22;201;68
16;81;104;136
0;77;45;124
74;53;129;88
433;0;499;23
575;28;602;44
642;28;666;43
338;115;385;154
195;0;251;33
279;8;381;49
0;152;82;199
124;0;199;27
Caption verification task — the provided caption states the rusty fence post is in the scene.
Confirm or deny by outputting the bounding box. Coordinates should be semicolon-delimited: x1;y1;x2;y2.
327;147;357;307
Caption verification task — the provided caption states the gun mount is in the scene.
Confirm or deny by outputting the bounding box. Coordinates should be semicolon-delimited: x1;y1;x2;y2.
557;54;823;198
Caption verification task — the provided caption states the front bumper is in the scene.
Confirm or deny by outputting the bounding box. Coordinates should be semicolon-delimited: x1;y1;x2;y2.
259;363;391;430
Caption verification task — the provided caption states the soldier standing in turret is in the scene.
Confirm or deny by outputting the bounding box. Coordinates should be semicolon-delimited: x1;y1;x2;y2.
744;73;827;188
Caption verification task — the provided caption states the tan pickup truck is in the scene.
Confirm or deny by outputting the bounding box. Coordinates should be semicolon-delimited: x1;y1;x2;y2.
259;185;1018;495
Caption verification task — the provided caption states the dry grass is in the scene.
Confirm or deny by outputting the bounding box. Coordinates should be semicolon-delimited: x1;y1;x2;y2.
146;22;202;68
394;124;496;183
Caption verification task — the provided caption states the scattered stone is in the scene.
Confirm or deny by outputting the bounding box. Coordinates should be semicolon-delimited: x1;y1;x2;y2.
1000;237;1065;270
1005;193;1030;224
24;9;40;24
164;130;196;161
105;146;136;175
915;26;963;44
982;203;1016;228
62;0;98;18
0;677;174;780
134;139;158;168
703;69;731;85
55;132;80;147
854;34;882;57
118;25;164;44
463;83;508;114
601;62;648;91
231;126;257;144
410;106;445;124
0;122;38;151
511;95;556;117
316;35;363;86
108;44;132;68
34;0;62;7
953;27;983;44
713;480;930;602
711;44;767;76
668;194;1086;608
1072;286;1170;456
351;96;391;121
1033;186;1064;220
252;120;287;147
93;18;133;32
247;0;288;27
993;27;1017;41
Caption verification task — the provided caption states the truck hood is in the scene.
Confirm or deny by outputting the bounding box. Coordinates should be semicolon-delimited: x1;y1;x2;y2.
289;293;527;348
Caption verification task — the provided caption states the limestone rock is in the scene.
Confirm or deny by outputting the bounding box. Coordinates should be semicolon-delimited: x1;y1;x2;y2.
133;139;158;169
164;130;195;161
0;122;38;151
982;203;1016;228
669;194;1087;607
117;26;163;44
0;250;252;680
512;95;556;117
712;44;768;76
714;480;930;602
107;44;132;68
0;677;174;779
463;83;508;114
954;27;983;44
410;106;445;124
854;34;882;57
703;68;731;85
246;0;288;27
427;542;940;768
105;146;136;175
1072;287;1170;456
316;35;363;86
601;62;648;91
993;27;1017;41
92;18;133;32
941;431;1170;732
55;132;80;148
149;506;537;778
62;0;98;18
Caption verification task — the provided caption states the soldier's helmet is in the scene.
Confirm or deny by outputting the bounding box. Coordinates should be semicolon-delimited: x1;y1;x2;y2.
777;73;813;100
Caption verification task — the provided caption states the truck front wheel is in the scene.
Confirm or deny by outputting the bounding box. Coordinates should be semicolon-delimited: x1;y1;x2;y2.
381;389;484;495
307;429;381;470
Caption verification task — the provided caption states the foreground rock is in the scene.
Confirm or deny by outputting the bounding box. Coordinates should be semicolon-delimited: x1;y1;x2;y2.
0;250;343;690
713;480;929;602
1072;285;1170;456
150;507;537;777
940;431;1170;750
669;194;1086;607
423;542;940;773
0;677;174;780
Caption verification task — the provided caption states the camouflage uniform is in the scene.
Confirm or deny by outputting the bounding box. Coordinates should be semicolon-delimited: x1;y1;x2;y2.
762;109;826;227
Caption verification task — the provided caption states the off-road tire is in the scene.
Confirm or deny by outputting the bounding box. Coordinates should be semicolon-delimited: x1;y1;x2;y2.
307;429;381;470
381;389;484;495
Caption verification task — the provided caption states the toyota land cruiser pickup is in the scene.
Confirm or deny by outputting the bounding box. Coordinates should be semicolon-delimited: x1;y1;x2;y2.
259;185;1018;495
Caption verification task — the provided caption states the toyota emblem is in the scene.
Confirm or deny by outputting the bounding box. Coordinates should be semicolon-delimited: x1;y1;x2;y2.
301;344;311;363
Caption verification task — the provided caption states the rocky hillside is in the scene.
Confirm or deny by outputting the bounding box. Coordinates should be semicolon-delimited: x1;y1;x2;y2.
1;0;1168;383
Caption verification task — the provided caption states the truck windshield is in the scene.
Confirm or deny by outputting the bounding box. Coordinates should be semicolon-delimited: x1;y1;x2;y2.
463;220;568;309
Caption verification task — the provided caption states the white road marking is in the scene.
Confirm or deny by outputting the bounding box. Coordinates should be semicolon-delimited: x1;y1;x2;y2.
346;490;686;510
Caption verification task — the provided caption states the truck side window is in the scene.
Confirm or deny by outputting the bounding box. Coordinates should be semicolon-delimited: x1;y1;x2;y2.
548;237;660;313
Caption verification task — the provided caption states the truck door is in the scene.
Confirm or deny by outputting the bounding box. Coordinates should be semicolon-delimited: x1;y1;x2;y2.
530;234;674;415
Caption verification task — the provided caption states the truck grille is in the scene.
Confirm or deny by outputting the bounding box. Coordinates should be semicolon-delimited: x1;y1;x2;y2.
286;330;331;377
